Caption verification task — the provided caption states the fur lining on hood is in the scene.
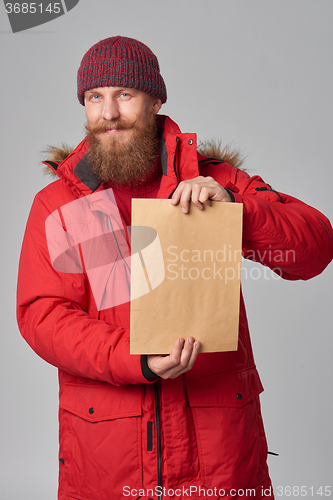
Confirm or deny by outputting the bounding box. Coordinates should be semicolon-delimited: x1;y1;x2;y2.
197;139;244;169
43;139;244;177
42;144;74;176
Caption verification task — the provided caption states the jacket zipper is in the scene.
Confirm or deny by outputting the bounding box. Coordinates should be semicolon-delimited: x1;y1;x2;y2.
167;136;180;199
154;382;163;499
154;137;180;495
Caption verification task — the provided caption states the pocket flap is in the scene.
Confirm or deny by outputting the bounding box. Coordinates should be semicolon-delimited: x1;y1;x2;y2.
59;382;142;422
186;367;263;408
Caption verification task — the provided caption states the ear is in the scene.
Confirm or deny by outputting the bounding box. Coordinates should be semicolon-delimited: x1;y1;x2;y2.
152;98;162;114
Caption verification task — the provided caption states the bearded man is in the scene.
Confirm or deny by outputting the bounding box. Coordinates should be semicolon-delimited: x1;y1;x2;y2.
17;36;333;500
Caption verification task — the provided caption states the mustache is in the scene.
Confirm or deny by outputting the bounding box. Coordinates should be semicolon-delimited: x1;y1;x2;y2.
85;118;138;135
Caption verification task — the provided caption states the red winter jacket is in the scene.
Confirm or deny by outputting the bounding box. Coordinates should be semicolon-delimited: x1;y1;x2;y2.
17;116;333;500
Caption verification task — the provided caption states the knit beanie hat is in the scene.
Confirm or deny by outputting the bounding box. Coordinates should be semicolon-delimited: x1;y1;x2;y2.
77;36;167;105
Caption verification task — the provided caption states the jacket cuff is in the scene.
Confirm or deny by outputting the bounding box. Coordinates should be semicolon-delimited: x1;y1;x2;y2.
141;355;159;381
224;188;235;202
228;190;243;204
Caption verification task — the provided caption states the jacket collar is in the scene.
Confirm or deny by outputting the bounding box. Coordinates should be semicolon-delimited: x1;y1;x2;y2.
157;116;199;198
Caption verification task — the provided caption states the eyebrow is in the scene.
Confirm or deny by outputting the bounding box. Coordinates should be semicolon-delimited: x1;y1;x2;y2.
86;87;136;93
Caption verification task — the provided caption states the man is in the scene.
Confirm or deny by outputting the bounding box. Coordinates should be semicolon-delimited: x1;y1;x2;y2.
17;36;333;500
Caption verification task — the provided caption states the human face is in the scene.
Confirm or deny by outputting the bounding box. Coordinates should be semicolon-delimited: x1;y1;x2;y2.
84;86;162;144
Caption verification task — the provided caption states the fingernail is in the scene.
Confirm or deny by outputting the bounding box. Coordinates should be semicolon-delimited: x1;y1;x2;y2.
188;337;194;344
179;338;184;346
195;343;200;350
182;207;186;213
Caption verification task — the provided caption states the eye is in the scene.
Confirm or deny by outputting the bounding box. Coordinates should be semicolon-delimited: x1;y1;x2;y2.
119;92;131;100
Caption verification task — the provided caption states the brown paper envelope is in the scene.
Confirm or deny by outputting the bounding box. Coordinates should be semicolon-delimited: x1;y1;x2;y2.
130;200;243;354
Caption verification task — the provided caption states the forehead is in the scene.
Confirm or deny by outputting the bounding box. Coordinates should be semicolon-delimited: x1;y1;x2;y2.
84;86;141;96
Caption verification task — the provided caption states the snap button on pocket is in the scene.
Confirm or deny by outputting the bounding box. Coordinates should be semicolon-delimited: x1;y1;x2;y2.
188;139;193;145
236;393;243;400
88;407;94;414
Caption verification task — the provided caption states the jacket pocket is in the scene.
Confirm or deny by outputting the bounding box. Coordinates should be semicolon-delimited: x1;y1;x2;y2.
58;382;143;500
185;367;269;489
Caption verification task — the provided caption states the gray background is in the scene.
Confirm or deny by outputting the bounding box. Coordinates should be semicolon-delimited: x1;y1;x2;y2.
1;0;332;498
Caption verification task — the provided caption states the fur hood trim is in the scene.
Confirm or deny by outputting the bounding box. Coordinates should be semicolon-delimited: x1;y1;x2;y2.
43;139;244;177
42;144;74;177
197;139;244;170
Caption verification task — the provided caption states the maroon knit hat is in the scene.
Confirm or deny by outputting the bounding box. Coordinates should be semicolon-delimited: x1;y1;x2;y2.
77;36;167;105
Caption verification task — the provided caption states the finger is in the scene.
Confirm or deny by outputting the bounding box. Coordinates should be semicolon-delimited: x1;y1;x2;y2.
177;336;196;368
171;181;186;206
169;340;201;379
168;337;185;366
186;341;201;370
198;178;223;203
171;185;182;205
190;183;204;210
179;183;193;214
157;337;194;379
148;338;185;376
152;338;201;380
206;185;230;203
197;186;213;206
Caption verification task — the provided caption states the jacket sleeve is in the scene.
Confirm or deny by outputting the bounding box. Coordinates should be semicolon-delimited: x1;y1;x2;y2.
17;192;152;386
224;167;333;280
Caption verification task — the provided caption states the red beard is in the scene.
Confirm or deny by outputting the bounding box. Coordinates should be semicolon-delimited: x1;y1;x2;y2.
85;113;160;187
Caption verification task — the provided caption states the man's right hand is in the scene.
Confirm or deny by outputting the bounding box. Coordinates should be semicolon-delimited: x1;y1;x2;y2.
147;337;201;379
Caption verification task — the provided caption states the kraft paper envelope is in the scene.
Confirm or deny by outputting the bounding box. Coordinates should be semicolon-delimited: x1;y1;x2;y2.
130;200;243;354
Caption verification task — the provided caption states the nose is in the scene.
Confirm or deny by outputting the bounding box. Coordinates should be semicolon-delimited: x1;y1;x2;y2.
102;96;120;121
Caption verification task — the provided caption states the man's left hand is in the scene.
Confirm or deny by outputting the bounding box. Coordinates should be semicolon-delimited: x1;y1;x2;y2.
171;176;231;213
